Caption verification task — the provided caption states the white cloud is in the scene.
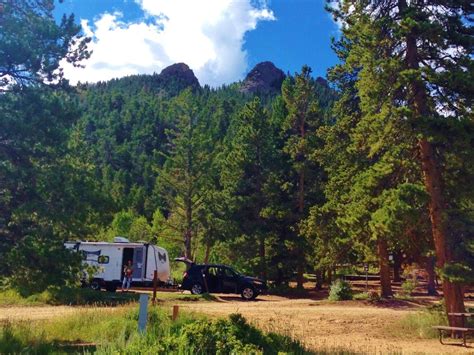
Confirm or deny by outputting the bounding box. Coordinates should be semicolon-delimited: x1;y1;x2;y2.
61;0;275;87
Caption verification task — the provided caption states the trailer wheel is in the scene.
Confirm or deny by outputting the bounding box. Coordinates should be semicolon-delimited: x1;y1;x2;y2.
105;284;117;293
191;283;203;295
90;280;101;291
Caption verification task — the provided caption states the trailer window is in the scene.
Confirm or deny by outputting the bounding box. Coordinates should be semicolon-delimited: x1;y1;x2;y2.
98;255;109;264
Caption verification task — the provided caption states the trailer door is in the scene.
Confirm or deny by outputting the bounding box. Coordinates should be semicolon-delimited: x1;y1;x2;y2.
133;247;144;279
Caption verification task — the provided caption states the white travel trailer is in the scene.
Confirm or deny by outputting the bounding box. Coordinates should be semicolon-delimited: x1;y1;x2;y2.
65;237;170;292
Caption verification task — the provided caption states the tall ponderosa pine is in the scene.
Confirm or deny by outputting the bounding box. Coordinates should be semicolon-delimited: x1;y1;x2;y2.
156;90;214;260
0;1;94;293
220;98;276;280
281;66;325;288
329;0;473;321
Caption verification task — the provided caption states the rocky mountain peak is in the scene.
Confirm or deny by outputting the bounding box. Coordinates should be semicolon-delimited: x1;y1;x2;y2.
240;61;286;94
158;63;200;89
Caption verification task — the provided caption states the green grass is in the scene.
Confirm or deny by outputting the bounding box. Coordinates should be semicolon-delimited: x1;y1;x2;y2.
0;287;219;307
153;291;217;302
0;306;310;354
0;287;138;306
389;307;447;339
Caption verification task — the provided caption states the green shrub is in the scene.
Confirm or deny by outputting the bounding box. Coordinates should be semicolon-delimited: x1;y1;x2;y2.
400;279;417;296
172;313;307;354
328;279;353;301
353;292;368;300
354;291;380;302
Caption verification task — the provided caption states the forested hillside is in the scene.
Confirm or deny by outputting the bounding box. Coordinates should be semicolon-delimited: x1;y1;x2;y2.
69;62;337;284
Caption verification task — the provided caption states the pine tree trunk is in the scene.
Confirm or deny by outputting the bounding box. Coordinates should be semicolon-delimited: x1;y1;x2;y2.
296;169;305;289
184;197;193;260
426;256;438;296
204;242;211;264
327;268;333;285
296;262;305;289
377;237;393;298
315;269;323;290
393;251;402;283
259;235;267;281
276;267;283;286
399;0;465;325
419;140;464;318
295;115;306;290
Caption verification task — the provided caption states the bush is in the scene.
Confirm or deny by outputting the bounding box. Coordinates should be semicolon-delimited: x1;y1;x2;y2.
353;292;368;300
169;313;308;354
353;291;380;302
328;279;353;301
5;233;83;296
400;279;417;296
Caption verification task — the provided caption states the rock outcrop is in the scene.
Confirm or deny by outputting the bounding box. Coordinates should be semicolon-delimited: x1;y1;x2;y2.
240;61;285;94
158;63;200;90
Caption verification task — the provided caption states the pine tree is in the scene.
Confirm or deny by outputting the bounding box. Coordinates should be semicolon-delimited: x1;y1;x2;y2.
0;0;90;89
281;66;325;289
328;0;473;320
220;98;276;279
156;89;214;260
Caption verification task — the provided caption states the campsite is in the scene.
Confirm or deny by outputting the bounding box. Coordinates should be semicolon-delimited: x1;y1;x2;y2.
1;0;473;354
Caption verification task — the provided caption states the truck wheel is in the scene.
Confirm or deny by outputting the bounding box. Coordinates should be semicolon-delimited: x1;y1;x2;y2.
241;286;256;300
191;283;203;295
90;280;101;291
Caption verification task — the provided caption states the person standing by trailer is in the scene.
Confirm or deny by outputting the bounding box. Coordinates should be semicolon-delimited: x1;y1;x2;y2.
122;260;133;292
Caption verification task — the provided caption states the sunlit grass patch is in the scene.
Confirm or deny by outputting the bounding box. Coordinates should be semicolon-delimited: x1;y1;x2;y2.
388;307;447;339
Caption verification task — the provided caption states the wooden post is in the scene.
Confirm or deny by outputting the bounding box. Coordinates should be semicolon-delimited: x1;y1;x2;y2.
152;270;158;305
172;305;179;321
138;294;149;333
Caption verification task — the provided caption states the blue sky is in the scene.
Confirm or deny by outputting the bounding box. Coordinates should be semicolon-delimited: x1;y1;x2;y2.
55;0;339;86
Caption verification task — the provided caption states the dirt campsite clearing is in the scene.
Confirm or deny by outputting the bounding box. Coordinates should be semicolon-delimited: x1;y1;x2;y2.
177;294;474;354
